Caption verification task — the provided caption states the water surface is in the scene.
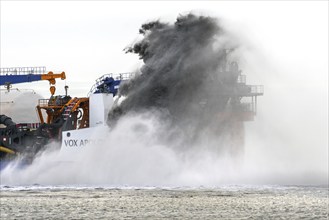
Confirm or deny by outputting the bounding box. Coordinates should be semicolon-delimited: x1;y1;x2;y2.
1;185;327;219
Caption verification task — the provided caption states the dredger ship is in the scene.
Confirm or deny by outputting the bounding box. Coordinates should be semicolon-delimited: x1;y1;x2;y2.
0;62;263;169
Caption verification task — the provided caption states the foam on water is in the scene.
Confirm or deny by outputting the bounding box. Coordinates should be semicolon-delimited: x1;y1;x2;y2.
0;185;327;219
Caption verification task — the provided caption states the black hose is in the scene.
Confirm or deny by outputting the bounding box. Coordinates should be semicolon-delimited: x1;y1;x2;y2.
0;114;16;127
0;114;17;135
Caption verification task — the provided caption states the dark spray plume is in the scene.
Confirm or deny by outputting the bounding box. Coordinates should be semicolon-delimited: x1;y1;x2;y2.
108;14;247;154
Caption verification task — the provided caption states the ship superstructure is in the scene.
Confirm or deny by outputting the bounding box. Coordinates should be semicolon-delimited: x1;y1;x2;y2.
0;61;263;167
0;69;132;167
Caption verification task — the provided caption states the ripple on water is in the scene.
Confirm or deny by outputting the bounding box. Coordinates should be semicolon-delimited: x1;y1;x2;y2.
0;185;328;219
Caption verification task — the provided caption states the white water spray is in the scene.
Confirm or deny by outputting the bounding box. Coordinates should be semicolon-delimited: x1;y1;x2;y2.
1;12;327;187
1;112;244;186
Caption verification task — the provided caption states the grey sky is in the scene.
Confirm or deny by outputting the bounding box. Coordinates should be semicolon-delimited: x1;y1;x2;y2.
1;1;327;96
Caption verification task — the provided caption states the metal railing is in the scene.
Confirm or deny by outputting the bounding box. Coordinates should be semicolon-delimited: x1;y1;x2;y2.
38;98;67;107
237;85;264;96
237;75;246;84
0;67;46;75
38;99;50;107
16;123;41;131
88;73;134;96
249;85;264;94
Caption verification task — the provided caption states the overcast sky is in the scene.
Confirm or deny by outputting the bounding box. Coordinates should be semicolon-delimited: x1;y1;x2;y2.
1;1;327;96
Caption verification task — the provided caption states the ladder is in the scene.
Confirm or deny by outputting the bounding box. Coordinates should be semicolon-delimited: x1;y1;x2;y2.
62;98;78;120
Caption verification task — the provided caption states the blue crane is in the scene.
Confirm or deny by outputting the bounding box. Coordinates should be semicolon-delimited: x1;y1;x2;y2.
0;66;66;95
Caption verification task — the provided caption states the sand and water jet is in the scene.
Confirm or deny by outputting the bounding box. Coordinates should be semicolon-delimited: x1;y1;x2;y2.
1;13;327;187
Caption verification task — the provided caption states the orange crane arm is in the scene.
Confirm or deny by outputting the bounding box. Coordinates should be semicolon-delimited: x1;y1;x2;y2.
41;71;66;85
41;71;66;95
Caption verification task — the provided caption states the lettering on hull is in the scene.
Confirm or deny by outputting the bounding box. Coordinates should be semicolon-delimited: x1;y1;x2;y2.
63;139;104;147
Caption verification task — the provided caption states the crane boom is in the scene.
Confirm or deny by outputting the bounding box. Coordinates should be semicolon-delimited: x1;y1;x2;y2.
0;66;66;85
0;66;66;95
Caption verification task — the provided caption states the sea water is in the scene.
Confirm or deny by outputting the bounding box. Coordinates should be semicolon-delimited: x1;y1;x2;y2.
0;185;328;219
